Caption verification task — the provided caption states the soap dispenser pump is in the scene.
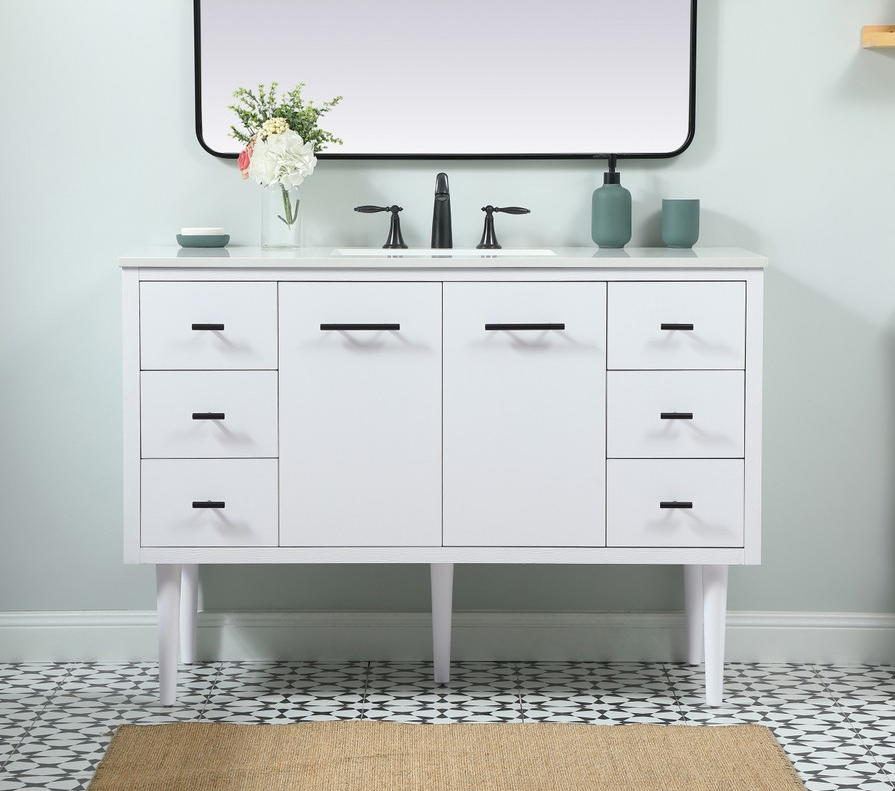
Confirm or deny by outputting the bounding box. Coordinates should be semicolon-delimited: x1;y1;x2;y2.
591;155;632;249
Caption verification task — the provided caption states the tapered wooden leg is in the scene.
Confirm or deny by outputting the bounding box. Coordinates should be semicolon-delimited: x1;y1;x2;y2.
684;565;704;666
179;564;199;665
430;563;454;684
702;564;729;706
156;564;182;706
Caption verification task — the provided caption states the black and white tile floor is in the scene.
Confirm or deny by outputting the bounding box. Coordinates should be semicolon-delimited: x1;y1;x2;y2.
0;661;893;790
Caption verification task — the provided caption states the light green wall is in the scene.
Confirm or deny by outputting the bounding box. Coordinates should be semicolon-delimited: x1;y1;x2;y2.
2;0;894;616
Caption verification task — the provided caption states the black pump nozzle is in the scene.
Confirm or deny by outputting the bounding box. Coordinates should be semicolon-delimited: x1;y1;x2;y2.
604;154;621;185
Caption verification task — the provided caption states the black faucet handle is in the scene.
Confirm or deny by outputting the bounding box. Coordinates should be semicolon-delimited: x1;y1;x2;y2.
355;205;395;213
487;206;531;215
354;205;408;249
477;205;531;250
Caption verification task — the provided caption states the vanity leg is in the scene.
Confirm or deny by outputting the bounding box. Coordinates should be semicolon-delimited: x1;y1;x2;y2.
702;564;729;707
684;565;704;666
156;564;182;706
179;564;199;665
430;563;454;685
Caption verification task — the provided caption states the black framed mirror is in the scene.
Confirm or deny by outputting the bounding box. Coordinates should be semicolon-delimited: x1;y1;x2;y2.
195;0;696;160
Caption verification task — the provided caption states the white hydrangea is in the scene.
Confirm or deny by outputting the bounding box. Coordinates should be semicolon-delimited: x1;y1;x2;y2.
248;130;317;188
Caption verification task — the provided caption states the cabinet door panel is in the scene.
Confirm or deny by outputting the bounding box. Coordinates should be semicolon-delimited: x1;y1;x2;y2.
141;371;278;459
607;281;745;370
140;282;277;370
279;282;442;546
443;282;606;547
607;459;744;547
607;370;744;459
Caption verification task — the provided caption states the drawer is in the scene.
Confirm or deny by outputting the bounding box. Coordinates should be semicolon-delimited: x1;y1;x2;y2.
141;459;278;547
141;371;278;459
607;281;745;370
140;282;277;370
607;459;743;547
607;370;744;458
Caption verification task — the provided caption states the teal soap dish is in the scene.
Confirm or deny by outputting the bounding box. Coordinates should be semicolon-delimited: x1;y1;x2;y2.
177;233;229;248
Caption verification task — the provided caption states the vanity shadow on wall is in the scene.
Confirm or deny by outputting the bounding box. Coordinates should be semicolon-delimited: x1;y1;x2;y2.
194;0;697;159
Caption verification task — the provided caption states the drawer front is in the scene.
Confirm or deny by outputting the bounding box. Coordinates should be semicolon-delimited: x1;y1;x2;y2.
607;370;744;459
140;282;277;370
607;282;745;370
278;282;442;547
141;459;278;547
443;281;606;547
607;459;743;547
141;371;278;459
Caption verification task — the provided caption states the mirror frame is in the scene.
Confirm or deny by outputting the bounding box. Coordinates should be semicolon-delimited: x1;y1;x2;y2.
193;0;697;161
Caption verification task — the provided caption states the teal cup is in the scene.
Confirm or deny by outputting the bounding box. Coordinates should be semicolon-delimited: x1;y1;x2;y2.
661;199;700;248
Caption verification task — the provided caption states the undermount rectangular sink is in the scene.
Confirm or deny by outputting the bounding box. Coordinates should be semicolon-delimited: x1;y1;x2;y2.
332;248;556;257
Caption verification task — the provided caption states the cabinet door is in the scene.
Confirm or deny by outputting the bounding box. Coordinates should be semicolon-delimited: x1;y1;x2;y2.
279;282;442;546
443;282;606;547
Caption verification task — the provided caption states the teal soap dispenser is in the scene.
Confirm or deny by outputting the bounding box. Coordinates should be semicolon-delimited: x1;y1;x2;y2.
591;155;632;248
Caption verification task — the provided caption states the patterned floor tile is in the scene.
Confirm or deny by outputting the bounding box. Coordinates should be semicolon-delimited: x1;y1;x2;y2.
203;661;367;723
802;778;894;791
817;666;895;700
0;665;73;696
54;662;217;709
0;708;44;770
364;661;522;723
0;660;892;788
516;661;682;724
0;770;93;790
671;663;833;709
5;704;206;781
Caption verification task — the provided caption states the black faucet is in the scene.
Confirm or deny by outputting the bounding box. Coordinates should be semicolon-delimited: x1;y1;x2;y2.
354;205;408;249
431;172;452;249
477;205;531;249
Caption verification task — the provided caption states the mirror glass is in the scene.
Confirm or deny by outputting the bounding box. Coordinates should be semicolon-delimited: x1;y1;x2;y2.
195;0;695;159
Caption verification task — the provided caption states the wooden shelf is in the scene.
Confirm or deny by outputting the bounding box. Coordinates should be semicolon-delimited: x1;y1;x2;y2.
862;25;895;48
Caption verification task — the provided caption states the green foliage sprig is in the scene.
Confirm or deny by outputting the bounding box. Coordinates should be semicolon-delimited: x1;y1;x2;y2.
229;82;343;151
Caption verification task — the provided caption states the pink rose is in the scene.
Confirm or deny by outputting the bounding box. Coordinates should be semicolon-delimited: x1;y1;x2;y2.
237;140;254;179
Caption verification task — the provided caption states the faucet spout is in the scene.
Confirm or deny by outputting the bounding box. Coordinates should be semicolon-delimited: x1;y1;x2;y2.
431;172;452;249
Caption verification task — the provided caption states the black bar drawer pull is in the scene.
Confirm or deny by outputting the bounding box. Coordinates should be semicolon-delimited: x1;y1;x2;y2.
192;323;225;331
192;412;225;420
320;323;400;331
660;322;694;331
484;323;565;331
660;412;694;420
192;500;225;509
660;501;693;509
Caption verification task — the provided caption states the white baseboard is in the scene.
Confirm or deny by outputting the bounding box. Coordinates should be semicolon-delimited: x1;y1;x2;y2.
1;610;893;664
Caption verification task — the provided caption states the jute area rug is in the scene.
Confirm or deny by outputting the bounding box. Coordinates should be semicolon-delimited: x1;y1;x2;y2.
88;720;806;791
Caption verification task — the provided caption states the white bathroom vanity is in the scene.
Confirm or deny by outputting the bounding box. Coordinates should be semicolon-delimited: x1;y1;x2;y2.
120;247;765;705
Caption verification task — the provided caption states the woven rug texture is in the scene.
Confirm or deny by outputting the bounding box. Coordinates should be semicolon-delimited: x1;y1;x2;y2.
88;720;806;791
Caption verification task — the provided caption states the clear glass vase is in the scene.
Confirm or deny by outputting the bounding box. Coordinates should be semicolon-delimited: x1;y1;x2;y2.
261;183;302;249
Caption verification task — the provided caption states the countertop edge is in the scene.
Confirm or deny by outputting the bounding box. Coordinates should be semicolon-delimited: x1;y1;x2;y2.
119;246;768;270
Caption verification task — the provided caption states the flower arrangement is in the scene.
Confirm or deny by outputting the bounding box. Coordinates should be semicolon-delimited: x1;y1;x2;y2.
229;83;342;241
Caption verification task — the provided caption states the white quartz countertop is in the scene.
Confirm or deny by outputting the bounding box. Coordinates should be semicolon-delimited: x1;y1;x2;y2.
120;246;767;269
